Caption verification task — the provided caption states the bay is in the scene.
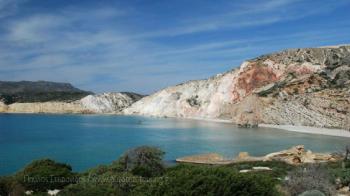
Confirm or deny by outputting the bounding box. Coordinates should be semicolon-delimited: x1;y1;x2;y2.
0;114;349;175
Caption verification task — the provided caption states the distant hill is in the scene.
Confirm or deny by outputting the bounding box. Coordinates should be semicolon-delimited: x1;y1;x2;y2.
0;81;92;104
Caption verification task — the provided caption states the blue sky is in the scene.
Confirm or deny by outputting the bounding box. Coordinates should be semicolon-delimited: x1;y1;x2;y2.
0;0;349;94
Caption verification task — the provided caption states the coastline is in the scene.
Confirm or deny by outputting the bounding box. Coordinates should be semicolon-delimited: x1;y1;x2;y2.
259;124;350;138
173;116;350;138
2;111;350;138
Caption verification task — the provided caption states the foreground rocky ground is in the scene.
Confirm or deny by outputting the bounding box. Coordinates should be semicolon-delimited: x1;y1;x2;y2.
176;145;340;165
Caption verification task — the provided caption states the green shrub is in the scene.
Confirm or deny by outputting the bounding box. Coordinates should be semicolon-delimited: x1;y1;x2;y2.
330;168;350;187
58;183;119;196
0;177;7;195
0;176;26;196
325;160;350;188
0;176;27;196
133;164;279;196
115;146;165;177
15;159;76;192
0;176;12;196
59;171;142;196
337;169;350;187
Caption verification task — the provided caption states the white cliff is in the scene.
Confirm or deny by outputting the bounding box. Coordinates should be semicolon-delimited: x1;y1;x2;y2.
124;46;350;129
80;92;143;113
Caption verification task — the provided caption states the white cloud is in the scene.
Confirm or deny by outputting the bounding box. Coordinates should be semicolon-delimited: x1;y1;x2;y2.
0;0;349;93
135;0;349;38
8;15;64;43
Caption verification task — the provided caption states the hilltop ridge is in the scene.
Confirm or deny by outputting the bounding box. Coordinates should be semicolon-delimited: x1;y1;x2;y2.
0;81;92;104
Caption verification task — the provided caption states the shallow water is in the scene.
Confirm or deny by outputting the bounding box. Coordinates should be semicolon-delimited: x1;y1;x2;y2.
0;114;349;175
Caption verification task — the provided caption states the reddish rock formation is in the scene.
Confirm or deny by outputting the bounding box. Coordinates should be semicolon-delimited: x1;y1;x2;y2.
125;46;350;129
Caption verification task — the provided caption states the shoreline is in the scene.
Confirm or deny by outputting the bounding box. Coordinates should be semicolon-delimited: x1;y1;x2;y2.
164;116;350;138
176;116;350;138
2;111;350;138
259;124;350;138
171;116;350;138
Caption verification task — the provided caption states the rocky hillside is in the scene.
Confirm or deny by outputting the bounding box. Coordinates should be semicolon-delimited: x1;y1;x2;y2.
0;80;144;114
124;45;350;129
81;92;144;113
0;81;92;104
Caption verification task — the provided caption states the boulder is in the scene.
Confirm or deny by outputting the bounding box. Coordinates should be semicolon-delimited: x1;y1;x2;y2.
263;145;338;165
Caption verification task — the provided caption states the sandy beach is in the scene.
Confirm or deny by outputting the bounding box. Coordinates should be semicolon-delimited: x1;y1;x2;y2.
172;116;350;138
259;124;350;138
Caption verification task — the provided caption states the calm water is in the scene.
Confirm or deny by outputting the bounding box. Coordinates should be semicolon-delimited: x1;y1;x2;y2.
0;114;349;175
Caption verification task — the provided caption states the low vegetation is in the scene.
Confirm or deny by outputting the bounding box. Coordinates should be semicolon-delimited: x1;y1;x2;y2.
133;164;279;196
0;81;91;104
115;146;165;177
15;159;76;192
1;146;350;195
0;91;91;104
283;164;335;195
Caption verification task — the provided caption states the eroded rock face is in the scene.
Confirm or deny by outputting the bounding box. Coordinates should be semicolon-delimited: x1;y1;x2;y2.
80;92;143;113
125;46;350;129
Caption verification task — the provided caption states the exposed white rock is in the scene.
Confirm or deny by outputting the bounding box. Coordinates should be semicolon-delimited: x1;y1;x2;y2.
25;190;34;195
0;101;8;112
80;92;142;113
48;189;60;195
124;72;236;119
239;167;272;173
0;92;143;114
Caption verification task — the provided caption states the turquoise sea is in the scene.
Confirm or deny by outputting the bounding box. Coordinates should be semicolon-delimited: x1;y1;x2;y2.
0;114;349;175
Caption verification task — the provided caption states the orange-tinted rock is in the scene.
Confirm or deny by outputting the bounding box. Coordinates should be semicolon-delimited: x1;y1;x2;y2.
232;64;278;102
